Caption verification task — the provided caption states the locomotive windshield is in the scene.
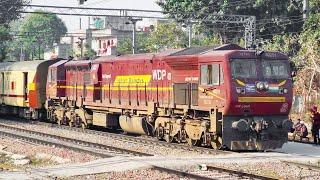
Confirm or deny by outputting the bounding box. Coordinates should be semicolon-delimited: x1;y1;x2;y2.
231;59;257;78
231;59;290;79
262;60;289;79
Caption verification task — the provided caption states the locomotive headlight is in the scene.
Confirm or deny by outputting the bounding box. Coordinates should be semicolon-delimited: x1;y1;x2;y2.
263;82;269;90
236;87;245;94
236;88;241;94
256;82;264;90
279;88;288;94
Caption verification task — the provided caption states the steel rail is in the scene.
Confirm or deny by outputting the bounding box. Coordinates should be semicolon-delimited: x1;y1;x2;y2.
0;130;112;158
152;165;278;180
152;166;214;180
36;121;228;155
0;123;153;157
0;117;228;155
206;165;278;180
281;160;320;171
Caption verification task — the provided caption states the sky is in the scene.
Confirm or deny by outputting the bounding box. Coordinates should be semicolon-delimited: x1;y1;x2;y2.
30;0;162;31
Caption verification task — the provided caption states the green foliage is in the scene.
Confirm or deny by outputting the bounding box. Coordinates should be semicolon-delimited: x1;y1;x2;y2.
0;0;28;25
84;43;96;58
158;0;303;42
192;35;221;46
117;37;132;54
146;23;187;52
0;0;29;61
117;33;150;54
18;10;67;59
263;34;300;61
0;26;11;60
299;13;320;66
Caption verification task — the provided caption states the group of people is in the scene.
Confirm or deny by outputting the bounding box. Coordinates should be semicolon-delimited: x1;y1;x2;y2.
292;105;320;145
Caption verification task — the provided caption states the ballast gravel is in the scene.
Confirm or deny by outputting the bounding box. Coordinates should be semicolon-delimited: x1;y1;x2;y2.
0;137;97;169
0;119;214;157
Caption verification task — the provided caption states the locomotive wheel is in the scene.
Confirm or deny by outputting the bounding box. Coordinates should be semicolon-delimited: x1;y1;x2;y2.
81;123;87;130
211;136;222;150
187;138;200;146
155;127;164;140
174;131;184;143
68;121;73;127
164;135;174;143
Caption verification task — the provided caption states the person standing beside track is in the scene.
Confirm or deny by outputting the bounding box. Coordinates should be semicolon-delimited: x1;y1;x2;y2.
311;105;320;145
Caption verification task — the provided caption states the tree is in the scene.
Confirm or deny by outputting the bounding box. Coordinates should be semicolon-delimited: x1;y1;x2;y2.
19;10;67;59
0;0;29;25
157;0;303;42
0;0;29;61
84;43;96;58
117;33;149;54
146;23;187;52
295;13;320;95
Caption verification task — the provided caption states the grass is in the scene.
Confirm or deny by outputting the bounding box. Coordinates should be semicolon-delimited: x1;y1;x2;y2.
0;153;14;170
28;155;57;167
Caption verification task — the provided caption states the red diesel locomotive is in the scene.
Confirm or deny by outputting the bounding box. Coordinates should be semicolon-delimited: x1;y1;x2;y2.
45;44;293;151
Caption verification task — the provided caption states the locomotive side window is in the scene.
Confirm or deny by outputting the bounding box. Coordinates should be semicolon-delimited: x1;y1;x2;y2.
50;69;56;82
200;65;209;85
200;64;224;85
231;59;257;78
83;73;91;85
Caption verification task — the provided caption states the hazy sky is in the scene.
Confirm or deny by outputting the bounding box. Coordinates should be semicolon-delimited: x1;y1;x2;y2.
31;0;161;10
30;0;162;31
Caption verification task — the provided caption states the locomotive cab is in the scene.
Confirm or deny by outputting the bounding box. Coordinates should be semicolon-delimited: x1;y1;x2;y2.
199;50;293;150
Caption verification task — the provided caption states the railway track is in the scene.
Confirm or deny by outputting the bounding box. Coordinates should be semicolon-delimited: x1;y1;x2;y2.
281;160;320;171
0;117;227;155
0;123;153;158
153;165;278;180
288;133;314;145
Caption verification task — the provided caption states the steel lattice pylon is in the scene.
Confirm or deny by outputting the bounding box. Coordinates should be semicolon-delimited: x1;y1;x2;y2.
21;5;256;48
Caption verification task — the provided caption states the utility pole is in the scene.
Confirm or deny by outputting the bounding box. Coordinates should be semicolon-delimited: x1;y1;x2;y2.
78;37;85;58
303;0;309;19
188;23;192;48
37;37;42;60
20;42;24;61
126;17;142;54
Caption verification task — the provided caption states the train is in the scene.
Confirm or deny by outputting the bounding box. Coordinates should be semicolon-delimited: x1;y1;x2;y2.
0;44;294;151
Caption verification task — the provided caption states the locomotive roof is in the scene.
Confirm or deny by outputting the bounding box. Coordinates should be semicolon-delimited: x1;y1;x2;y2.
50;60;69;68
0;60;53;71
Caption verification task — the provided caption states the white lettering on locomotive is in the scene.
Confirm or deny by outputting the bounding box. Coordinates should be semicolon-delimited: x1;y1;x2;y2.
152;69;171;81
185;77;199;82
102;74;111;79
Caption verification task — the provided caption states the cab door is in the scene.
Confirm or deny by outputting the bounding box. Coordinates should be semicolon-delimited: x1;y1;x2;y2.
1;72;4;103
23;72;28;101
198;63;225;109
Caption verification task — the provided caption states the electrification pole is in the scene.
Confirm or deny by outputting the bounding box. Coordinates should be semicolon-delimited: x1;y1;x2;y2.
303;0;309;19
78;37;85;58
127;17;142;54
188;24;192;48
